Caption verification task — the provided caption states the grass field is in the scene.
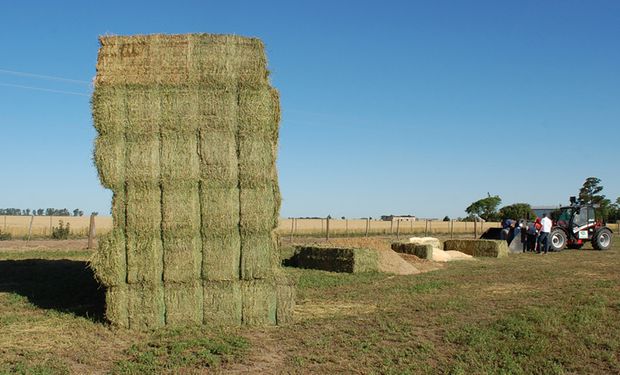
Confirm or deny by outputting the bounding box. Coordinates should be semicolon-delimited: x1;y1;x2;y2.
0;236;619;374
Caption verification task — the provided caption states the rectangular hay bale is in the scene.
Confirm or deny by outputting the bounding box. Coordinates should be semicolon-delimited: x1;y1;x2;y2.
160;130;200;183
91;229;126;287
128;284;165;329
164;281;203;326
94;134;125;190
202;232;241;281
163;235;202;283
200;187;239;235
391;242;434;260
240;233;277;280
125;135;160;184
443;239;508;258
198;129;238;188
292;246;379;273
241;280;277;326
126;231;163;284
162;182;201;236
203;280;242;326
239;186;279;234
105;284;129;328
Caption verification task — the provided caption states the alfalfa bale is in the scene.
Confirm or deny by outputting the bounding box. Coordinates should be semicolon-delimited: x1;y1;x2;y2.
111;190;126;229
162;182;201;236
105;284;129;328
202;231;241;281
125;182;161;233
198;129;238;189
91;86;125;136
241;280;277;326
93;134;125;190
292;246;379;273
164;281;203;326
160;87;199;133
240;233;278;280
163;235;202;283
238;133;277;189
203;280;242;326
239;186;279;234
127;283;165;329
125;134;160;184
275;273;296;324
91;229;126;286
126;231;163;284
160;130;200;184
200;187;239;236
391;242;434;260
196;89;238;133
443;239;509;258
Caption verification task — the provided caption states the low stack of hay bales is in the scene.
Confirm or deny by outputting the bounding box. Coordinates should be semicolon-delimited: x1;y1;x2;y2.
391;242;434;260
443;239;508;258
91;34;294;329
286;245;379;273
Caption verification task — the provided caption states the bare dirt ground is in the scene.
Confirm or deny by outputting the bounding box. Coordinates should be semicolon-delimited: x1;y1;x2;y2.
0;239;93;251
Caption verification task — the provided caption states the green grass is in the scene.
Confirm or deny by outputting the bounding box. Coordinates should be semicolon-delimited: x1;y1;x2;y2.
0;238;619;373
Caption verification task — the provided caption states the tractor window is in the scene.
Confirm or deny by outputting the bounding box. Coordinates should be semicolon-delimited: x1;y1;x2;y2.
573;209;588;227
557;210;571;223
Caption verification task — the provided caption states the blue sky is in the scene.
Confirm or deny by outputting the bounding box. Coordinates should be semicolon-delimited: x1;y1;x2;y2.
0;1;618;219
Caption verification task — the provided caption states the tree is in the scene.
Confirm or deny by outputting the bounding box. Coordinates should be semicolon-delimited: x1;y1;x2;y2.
443;216;450;221
578;177;612;221
73;209;80;217
36;209;44;216
499;203;536;220
465;195;502;221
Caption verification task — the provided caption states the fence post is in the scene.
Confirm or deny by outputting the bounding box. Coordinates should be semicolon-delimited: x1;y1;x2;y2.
87;214;96;249
49;215;53;235
289;218;295;243
474;219;478;238
396;219;401;240
425;220;428;237
365;218;370;237
450;220;454;239
27;215;34;241
390;219;394;234
3;215;6;231
345;219;348;237
410;220;413;234
326;216;330;241
429;220;432;235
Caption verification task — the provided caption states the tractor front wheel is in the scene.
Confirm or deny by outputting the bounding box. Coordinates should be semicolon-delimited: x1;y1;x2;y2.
550;229;567;252
592;228;613;250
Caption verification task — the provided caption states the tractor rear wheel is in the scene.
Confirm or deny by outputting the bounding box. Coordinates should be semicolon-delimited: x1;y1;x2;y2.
592;228;612;250
550;229;567;251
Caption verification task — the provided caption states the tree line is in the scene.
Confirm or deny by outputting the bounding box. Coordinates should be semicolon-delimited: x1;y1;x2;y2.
464;177;620;222
0;208;84;216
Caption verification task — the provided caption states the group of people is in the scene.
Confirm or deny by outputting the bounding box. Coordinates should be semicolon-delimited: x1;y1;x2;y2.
501;214;553;254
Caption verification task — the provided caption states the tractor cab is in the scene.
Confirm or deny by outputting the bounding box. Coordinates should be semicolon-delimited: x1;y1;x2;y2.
555;205;597;239
549;197;612;251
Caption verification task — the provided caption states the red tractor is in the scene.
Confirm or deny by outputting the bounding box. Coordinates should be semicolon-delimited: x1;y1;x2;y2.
549;197;614;251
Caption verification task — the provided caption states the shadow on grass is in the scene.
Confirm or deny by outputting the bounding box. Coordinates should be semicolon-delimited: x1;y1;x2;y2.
0;259;105;321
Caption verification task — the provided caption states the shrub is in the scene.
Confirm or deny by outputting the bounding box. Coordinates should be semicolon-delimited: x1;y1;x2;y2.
52;220;71;240
0;229;11;241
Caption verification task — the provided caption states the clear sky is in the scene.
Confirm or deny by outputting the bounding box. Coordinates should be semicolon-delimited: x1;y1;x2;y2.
0;0;618;219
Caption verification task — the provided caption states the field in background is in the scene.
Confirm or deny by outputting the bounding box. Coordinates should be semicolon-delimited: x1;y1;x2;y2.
0;215;500;238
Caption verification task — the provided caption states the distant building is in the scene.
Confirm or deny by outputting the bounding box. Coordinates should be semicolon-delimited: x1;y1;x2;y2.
381;215;417;222
531;205;561;218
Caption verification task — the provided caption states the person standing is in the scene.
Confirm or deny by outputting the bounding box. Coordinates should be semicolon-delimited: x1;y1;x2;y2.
526;220;538;252
538;213;552;254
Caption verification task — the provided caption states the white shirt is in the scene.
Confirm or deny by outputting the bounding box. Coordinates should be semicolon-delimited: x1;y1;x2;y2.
541;217;552;233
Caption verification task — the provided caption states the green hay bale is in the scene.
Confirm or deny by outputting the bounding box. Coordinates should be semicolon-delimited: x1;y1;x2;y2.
162;182;201;236
391;242;434;260
292;246;379;273
126;182;161;233
202;231;241;281
111;189;126;228
239;186;279;234
443;239;509;258
91;229;126;286
238;134;277;189
128;284;165;329
91;86;125;136
105;284;129;328
238;88;280;137
126;231;163;284
200;187;239;236
160;130;200;184
164;281;203;326
160;88;199;133
275;273;296;325
241;280;277;326
196;89;237;132
240;233;278;280
203;281;242;326
125;134;160;184
93;134;125;190
124;88;161;137
198;130;238;188
163;235;202;283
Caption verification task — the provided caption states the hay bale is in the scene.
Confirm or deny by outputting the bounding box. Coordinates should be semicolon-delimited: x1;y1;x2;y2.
200;187;239;235
93;134;125;190
241;280;277;326
127;284;165;329
443;239;509;258
408;237;442;249
391;242;434;260
91;229;126;286
111;190;126;228
125;135;160;184
199;129;238;188
163;235;201;283
126;183;161;233
105;285;129;328
160;130;200;183
202;232;241;281
239;186;279;234
91;86;125;136
275;274;296;324
164;281;203;326
203;281;242;325
162;182;201;236
240;233;278;280
291;246;379;273
126;231;163;284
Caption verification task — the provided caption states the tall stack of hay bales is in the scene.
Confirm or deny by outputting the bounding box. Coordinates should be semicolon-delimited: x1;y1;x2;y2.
91;34;294;329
